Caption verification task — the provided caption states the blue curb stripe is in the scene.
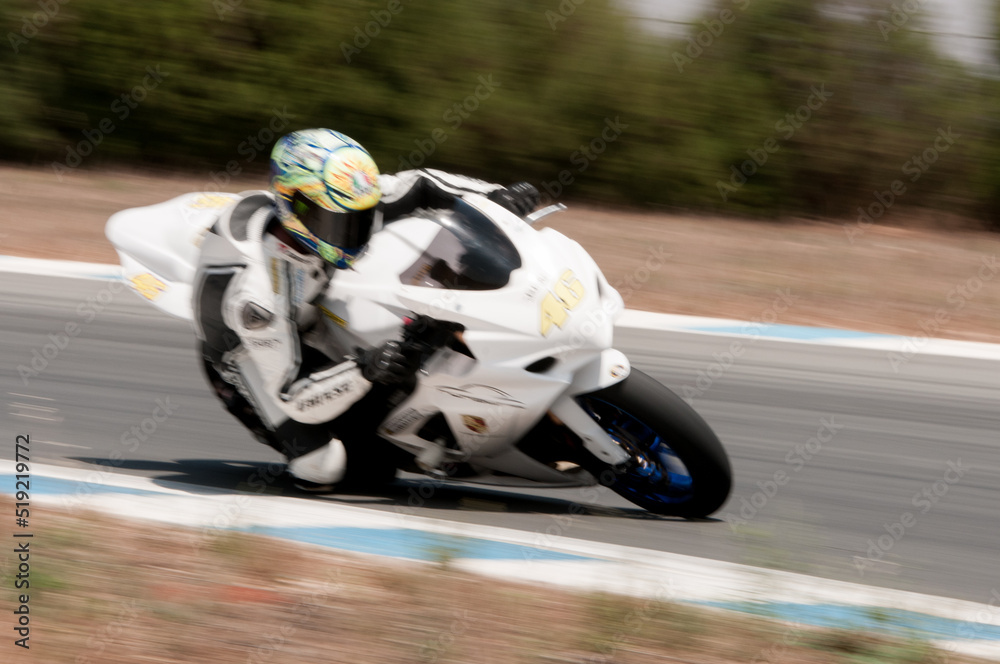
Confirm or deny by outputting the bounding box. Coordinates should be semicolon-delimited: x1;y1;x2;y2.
695;601;1000;642
686;324;897;341
1;474;166;499
7;473;997;642
0;476;595;563
245;525;595;562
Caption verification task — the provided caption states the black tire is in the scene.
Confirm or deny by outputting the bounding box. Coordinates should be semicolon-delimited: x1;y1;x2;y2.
577;368;732;518
330;383;410;489
335;433;402;489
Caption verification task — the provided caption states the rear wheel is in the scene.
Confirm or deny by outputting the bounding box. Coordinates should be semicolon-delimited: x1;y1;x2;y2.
576;369;732;518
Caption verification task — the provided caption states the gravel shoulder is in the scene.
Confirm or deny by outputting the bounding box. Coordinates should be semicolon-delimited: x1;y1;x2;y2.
0;496;983;664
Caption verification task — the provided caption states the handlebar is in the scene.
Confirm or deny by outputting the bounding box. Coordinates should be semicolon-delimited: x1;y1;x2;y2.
401;315;468;361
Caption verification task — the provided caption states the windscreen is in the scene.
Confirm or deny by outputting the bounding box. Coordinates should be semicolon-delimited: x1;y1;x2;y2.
399;200;522;291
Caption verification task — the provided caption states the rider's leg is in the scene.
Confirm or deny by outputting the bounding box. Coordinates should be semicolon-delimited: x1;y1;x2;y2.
204;359;347;489
202;358;283;452
285;438;347;489
273;418;347;491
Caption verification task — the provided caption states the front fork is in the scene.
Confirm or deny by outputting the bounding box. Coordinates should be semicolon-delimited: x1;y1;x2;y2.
548;348;633;467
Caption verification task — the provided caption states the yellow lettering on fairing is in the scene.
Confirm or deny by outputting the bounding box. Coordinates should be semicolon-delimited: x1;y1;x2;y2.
189;194;233;209
540;269;584;336
129;273;167;301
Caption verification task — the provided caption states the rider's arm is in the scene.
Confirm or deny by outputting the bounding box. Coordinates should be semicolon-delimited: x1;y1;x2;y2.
220;252;371;427
220;241;420;427
378;169;501;218
378;169;539;219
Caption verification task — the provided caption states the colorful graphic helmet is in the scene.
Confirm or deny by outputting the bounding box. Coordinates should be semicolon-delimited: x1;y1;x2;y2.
270;129;382;269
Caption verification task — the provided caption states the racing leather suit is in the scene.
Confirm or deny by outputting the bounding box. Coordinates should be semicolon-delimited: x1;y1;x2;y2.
194;169;521;485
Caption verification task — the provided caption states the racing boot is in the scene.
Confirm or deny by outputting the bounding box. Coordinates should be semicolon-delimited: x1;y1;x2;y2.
415;440;449;480
287;437;347;493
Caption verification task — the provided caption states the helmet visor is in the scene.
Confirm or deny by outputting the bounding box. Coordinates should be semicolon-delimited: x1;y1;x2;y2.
293;191;376;251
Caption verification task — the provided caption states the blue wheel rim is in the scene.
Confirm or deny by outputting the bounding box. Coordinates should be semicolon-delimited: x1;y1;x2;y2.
577;396;695;506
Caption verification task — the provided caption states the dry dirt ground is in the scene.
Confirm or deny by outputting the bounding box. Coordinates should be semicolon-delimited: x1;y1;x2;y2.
0;496;984;664
1;164;998;342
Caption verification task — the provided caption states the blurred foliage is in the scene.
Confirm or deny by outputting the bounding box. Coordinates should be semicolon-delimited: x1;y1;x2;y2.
0;0;998;223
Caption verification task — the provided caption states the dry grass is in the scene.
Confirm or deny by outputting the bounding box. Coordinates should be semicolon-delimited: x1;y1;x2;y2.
2;164;999;342
0;496;989;664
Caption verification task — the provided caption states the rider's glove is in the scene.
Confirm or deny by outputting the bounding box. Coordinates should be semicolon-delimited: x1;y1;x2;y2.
355;340;420;385
488;182;541;217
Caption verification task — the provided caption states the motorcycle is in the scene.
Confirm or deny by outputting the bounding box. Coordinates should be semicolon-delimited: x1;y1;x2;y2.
106;191;732;517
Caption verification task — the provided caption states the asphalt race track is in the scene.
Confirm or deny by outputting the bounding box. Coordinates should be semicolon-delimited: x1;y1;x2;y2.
3;272;998;605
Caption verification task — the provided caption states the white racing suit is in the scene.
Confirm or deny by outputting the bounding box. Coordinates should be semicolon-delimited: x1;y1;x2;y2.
193;169;508;486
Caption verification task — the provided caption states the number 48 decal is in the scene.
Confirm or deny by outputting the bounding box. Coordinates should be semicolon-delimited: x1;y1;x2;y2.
540;269;585;336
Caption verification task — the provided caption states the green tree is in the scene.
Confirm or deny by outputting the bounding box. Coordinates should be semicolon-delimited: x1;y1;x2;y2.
0;0;996;226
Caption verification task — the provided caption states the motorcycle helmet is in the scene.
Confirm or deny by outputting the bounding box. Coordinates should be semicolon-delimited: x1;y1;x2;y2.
270;128;382;269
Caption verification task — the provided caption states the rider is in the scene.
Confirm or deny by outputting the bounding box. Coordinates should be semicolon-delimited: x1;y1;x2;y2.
194;128;540;490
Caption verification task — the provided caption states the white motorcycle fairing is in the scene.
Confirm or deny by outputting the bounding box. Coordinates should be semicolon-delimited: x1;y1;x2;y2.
106;192;241;320
106;192;632;488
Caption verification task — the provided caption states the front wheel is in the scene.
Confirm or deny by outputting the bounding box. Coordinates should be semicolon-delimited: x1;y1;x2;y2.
576;369;732;518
